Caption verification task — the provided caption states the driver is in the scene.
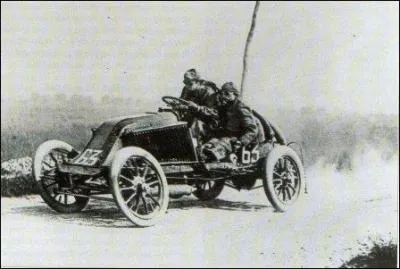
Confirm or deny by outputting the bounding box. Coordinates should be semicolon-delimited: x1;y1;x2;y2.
177;68;221;142
201;82;259;161
179;68;219;109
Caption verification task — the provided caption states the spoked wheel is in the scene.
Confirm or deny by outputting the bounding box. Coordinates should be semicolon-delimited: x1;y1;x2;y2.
33;140;90;213
110;147;169;227
193;179;225;201
262;145;305;212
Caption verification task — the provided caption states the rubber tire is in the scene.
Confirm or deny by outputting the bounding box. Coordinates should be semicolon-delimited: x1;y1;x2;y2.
262;145;305;212
193;179;225;201
33;140;89;213
110;147;169;227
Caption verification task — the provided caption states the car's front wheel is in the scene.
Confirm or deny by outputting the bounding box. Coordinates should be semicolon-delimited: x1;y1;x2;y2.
110;147;169;227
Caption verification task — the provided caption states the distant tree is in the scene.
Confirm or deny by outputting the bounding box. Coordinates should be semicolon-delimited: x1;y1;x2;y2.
101;94;112;105
54;93;67;103
68;94;93;105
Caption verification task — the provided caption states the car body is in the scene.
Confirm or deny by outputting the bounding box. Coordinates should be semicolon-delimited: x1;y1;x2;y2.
33;97;305;226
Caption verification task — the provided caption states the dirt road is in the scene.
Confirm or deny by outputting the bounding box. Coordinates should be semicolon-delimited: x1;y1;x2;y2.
1;170;398;268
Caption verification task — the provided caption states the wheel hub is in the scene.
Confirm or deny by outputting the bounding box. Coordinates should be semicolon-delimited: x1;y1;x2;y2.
131;175;152;193
279;172;291;186
132;176;145;186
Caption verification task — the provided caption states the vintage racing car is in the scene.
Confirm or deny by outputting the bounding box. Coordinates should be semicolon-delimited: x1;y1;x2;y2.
33;96;306;227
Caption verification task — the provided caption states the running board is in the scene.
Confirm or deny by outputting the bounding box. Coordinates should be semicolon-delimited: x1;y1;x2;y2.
56;192;114;202
58;164;102;176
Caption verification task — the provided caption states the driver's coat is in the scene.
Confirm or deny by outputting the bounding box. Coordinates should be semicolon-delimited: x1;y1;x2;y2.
214;99;258;146
180;79;219;106
180;79;220;124
201;98;259;161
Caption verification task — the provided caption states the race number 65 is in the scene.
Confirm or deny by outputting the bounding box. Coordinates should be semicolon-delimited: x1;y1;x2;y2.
242;146;260;164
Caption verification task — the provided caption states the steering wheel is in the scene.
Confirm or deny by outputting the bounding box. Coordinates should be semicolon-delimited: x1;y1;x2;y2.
162;96;189;107
161;96;221;131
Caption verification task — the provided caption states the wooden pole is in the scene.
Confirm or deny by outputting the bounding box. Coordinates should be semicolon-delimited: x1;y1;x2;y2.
240;1;260;98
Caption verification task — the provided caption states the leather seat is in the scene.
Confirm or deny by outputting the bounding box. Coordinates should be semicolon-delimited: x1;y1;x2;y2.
253;115;265;143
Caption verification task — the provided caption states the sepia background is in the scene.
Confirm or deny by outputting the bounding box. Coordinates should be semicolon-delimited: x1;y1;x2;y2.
1;1;398;268
1;1;398;113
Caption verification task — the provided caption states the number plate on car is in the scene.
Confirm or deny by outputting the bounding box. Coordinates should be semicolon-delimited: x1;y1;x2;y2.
73;149;103;166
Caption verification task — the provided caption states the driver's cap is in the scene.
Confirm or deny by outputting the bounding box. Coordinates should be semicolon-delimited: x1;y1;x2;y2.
221;82;239;96
184;68;199;81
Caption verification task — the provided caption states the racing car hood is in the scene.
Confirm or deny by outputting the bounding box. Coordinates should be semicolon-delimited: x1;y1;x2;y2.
72;112;179;166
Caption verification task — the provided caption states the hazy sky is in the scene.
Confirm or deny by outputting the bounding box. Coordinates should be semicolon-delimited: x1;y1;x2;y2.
1;1;399;114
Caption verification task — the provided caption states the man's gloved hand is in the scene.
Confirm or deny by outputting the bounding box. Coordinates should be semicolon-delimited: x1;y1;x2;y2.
232;139;242;151
186;101;199;112
175;104;189;111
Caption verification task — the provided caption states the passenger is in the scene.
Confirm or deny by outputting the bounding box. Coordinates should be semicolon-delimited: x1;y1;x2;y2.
201;82;259;162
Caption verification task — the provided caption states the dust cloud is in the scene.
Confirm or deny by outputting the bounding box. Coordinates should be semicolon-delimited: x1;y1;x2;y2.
307;142;398;205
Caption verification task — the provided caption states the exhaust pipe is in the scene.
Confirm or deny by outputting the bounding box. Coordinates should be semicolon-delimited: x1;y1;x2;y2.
168;185;196;198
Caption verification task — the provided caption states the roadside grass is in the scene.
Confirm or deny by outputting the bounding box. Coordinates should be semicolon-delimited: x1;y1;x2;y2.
1;174;37;197
340;238;398;268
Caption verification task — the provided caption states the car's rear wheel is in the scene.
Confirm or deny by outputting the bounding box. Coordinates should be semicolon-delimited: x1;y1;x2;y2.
110;147;169;227
33;140;89;213
262;145;305;212
193;179;225;201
